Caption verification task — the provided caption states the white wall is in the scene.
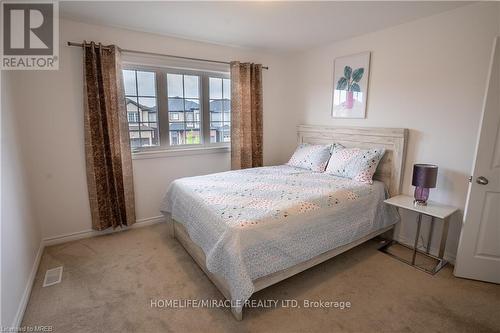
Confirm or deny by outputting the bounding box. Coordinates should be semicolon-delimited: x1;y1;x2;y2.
6;19;298;241
1;71;42;327
293;2;500;260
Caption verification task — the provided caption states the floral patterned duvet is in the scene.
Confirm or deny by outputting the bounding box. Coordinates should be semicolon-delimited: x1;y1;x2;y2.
160;165;399;314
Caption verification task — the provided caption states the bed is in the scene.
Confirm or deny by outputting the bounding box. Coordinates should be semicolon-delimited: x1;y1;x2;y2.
160;125;408;320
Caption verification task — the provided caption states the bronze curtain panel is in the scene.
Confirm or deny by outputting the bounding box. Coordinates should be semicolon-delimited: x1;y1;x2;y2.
83;42;136;230
230;62;263;169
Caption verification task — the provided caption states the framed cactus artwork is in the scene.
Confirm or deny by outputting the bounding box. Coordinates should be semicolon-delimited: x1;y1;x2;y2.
331;52;371;118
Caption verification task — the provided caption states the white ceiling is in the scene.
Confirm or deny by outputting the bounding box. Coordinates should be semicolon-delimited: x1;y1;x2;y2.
61;1;468;52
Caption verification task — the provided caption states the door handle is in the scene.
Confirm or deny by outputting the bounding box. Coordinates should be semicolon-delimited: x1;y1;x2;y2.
476;176;489;185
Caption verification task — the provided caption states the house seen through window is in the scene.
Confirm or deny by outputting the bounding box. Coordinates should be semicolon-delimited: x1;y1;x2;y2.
123;70;159;149
209;77;231;143
123;67;230;150
167;73;201;145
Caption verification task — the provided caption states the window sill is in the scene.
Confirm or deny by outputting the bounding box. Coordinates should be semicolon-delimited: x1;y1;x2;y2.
131;145;230;160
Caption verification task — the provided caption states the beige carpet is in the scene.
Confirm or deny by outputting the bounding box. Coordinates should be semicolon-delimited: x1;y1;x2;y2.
23;223;500;333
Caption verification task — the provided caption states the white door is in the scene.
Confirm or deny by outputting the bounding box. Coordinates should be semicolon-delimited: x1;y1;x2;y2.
454;37;500;284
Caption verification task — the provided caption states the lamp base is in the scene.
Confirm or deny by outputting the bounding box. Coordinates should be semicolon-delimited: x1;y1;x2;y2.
414;186;430;206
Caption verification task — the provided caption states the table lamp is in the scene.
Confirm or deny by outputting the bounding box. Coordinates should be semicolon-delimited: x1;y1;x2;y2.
412;164;438;206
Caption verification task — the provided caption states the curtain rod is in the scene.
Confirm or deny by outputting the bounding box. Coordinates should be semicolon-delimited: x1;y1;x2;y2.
66;42;269;70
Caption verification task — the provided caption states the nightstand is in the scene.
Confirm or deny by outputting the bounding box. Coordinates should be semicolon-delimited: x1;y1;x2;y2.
379;194;459;274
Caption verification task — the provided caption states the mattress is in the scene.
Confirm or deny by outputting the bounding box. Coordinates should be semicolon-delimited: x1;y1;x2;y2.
160;165;399;313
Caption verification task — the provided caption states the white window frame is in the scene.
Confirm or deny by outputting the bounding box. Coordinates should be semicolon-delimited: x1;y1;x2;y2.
123;64;231;157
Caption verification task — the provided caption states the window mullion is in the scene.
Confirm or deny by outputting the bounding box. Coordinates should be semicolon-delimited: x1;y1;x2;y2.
202;75;210;145
158;71;169;147
182;75;186;145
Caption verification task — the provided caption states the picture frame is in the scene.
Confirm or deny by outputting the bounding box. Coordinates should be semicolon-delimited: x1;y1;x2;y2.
331;51;371;119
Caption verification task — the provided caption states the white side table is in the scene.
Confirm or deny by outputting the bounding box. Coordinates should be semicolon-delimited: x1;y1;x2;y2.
379;195;459;274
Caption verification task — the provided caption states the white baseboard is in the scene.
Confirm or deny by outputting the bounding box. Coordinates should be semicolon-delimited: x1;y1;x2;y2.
394;234;457;264
42;215;165;247
11;241;45;328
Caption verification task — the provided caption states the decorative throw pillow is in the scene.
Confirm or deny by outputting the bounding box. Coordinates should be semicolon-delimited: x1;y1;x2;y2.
325;147;386;184
287;143;332;172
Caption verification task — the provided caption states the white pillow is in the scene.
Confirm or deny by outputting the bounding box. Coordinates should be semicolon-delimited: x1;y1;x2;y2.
325;146;385;184
287;143;332;172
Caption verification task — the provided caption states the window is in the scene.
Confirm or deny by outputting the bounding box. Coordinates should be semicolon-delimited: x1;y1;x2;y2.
122;67;230;150
123;69;159;149
209;77;231;143
127;112;139;123
167;74;201;145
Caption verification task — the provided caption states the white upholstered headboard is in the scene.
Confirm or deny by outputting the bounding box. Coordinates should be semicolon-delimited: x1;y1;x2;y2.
298;125;408;197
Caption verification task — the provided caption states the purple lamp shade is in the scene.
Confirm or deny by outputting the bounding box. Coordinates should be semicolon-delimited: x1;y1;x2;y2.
412;164;438;205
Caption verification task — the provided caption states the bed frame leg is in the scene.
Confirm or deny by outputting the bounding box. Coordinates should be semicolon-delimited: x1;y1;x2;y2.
231;307;243;321
166;214;175;238
380;225;395;241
